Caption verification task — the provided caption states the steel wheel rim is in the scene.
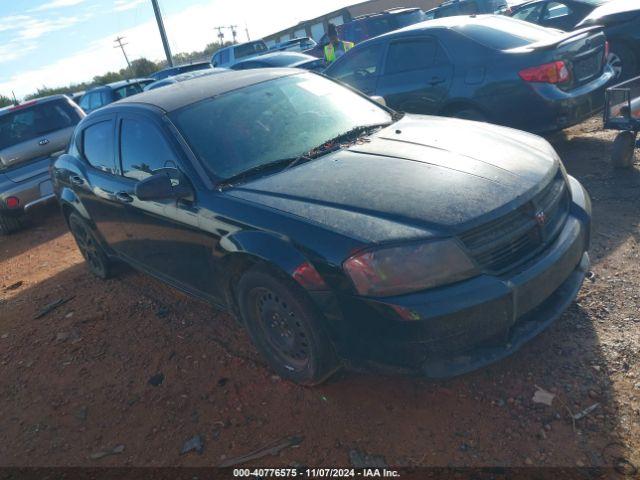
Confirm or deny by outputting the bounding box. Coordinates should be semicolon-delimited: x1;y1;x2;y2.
71;220;103;274
608;52;623;79
252;287;311;371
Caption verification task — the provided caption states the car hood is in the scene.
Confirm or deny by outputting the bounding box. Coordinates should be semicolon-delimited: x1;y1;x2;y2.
227;115;561;244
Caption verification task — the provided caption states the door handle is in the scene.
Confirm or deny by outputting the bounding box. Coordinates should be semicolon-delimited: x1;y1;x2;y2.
70;175;84;186
429;76;446;86
115;191;134;204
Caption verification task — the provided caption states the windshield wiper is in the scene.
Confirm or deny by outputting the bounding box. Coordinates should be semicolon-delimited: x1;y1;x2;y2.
218;155;313;188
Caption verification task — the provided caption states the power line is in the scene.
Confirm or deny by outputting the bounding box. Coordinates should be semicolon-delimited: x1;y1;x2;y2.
114;36;131;69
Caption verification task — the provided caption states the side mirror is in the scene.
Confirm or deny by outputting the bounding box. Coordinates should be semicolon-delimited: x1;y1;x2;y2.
371;95;387;107
135;172;192;201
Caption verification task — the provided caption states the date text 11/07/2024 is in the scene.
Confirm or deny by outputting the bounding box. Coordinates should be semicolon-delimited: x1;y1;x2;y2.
232;468;401;478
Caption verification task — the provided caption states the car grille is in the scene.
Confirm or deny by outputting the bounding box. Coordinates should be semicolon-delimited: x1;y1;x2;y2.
459;172;570;275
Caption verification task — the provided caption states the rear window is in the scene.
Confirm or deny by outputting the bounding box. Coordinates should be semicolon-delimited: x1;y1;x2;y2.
454;17;559;50
0;99;81;150
234;41;268;59
114;83;144;100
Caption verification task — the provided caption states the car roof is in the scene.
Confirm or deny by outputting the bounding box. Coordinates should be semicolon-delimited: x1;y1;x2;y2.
116;68;297;113
0;95;70;116
239;51;316;64
86;78;153;92
155;61;211;73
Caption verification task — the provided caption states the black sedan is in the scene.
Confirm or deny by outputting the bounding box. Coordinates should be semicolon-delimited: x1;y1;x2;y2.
52;70;592;384
324;15;614;133
230;52;325;72
510;0;640;79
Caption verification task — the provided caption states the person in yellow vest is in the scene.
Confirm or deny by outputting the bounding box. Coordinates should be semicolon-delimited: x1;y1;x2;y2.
324;23;354;64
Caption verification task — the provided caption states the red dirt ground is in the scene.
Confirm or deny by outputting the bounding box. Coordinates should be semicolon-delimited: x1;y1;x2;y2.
0;117;638;471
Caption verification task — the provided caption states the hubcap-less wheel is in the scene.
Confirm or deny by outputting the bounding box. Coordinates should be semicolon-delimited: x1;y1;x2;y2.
69;215;109;278
608;52;623;80
251;287;311;371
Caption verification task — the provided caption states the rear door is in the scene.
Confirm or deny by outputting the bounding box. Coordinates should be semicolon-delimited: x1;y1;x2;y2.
114;112;217;297
376;36;453;114
73;116;132;251
326;42;385;95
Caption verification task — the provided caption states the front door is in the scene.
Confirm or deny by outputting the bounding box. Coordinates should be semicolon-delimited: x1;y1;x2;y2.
114;113;220;300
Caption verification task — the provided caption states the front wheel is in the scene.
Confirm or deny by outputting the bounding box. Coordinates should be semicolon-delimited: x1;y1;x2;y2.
237;266;340;385
68;212;113;279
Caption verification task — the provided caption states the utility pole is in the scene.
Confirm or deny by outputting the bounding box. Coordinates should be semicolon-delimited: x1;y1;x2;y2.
228;25;238;44
151;0;173;67
114;36;132;69
214;26;225;46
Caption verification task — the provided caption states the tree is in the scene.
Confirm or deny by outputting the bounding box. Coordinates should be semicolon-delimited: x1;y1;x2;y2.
129;57;159;77
0;94;14;108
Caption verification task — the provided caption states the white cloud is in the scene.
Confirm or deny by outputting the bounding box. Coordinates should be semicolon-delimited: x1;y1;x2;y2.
32;0;86;12
1;0;354;98
114;0;147;12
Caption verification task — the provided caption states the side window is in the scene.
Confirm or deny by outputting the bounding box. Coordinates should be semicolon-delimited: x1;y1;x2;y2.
329;43;385;81
120;118;176;181
88;93;102;111
82;121;115;173
219;49;230;64
543;2;571;20
79;95;90;110
512;3;544;22
385;39;437;75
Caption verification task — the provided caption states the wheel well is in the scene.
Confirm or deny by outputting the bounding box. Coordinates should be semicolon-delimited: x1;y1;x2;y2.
222;253;263;322
440;101;489;119
61;203;75;226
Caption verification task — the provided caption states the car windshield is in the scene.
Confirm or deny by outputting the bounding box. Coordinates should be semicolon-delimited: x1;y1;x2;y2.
171;73;393;181
455;17;559;50
0;99;80;150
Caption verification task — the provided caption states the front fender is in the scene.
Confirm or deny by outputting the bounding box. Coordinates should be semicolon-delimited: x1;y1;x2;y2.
220;230;309;277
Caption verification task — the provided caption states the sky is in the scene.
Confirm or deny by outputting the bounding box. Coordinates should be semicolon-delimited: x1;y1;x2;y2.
0;0;356;98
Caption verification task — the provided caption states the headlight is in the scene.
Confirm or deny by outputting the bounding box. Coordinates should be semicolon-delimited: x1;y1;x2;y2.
343;240;479;297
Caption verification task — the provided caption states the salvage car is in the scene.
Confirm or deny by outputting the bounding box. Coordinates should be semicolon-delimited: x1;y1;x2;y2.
509;0;640;80
325;15;614;133
52;70;592;384
1;95;84;234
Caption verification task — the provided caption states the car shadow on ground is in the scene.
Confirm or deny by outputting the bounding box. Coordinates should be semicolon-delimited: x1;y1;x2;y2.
0;203;68;265
0;257;631;470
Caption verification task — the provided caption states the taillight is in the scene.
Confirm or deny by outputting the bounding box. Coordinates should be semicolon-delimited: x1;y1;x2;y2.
519;61;570;84
6;197;20;209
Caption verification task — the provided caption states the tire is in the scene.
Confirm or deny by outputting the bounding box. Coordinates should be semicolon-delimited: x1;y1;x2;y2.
0;213;24;235
236;265;340;385
611;131;637;169
448;107;488;123
608;44;638;81
68;212;113;279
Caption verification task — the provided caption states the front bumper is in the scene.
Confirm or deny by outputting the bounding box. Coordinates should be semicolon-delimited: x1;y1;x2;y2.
331;177;591;378
0;158;56;215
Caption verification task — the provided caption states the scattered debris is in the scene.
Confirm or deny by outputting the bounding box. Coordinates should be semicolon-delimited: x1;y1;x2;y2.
349;449;388;468
34;297;74;320
532;386;555;406
219;435;303;467
181;434;204;455
75;406;88;422
156;306;169;318
148;373;164;387
89;444;124;460
1;333;8;340
4;281;23;291
217;377;229;387
572;403;600;421
56;331;81;343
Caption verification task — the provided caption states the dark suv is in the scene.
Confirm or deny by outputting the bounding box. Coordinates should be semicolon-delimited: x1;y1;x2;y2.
307;8;427;58
0;95;84;233
79;79;154;114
